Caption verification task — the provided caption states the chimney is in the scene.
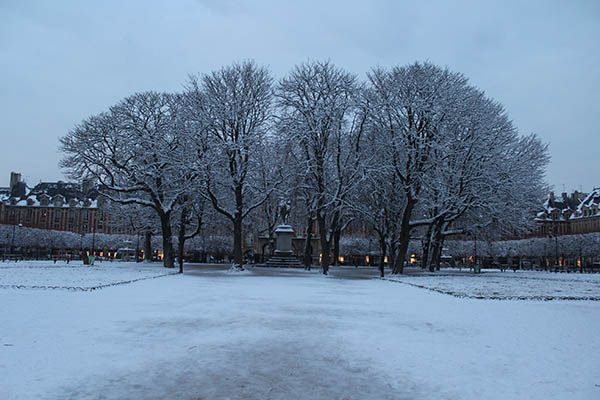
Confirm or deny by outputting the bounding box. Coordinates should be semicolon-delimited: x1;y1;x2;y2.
9;172;21;190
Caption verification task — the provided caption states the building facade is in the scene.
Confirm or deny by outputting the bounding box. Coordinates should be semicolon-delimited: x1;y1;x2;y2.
534;188;600;236
0;172;130;235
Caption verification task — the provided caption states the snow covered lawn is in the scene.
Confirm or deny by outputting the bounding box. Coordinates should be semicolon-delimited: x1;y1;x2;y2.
1;264;599;399
384;268;600;300
0;260;177;290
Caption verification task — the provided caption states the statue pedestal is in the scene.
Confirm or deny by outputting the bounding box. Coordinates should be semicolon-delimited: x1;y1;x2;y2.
274;224;294;256
265;224;302;268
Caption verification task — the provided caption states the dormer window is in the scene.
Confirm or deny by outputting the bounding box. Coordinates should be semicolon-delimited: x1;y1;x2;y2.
38;195;49;206
52;195;64;207
26;198;34;206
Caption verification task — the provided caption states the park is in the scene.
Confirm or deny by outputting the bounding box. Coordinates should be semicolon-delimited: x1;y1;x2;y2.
2;1;599;399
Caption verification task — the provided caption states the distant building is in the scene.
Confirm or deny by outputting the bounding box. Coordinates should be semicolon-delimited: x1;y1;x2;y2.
534;189;600;236
0;172;130;235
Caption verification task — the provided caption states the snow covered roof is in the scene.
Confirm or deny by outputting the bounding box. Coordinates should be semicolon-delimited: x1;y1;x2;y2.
572;187;600;219
536;190;587;221
0;188;10;202
2;180;100;209
577;187;600;212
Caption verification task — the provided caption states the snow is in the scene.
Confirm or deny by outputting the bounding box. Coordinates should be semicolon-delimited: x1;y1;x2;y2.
1;264;599;399
384;268;600;300
0;260;178;290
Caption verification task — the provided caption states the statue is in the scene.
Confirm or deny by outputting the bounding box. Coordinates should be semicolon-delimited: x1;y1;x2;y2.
273;199;294;257
278;199;291;225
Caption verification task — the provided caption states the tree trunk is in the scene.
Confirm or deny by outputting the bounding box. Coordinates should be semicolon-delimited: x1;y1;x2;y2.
428;221;442;272
422;223;433;270
378;234;387;278
332;228;341;266
392;200;415;274
389;240;397;273
159;212;174;268
233;217;243;267
434;236;445;271
135;233;140;262
232;184;244;268
177;208;187;273
144;230;152;262
317;212;330;275
303;215;313;270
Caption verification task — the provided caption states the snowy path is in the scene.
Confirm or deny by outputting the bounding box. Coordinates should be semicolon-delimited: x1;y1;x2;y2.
1;264;599;399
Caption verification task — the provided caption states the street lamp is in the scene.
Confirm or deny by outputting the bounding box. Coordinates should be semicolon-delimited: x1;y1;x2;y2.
92;217;96;256
10;223;22;255
554;233;559;268
136;231;140;262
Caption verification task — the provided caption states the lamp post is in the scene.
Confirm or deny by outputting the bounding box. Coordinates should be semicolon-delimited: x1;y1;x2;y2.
79;211;84;260
549;222;559;270
10;223;22;255
579;244;583;273
92;217;96;256
547;224;553;271
136;231;140;262
474;235;478;272
554;234;559;268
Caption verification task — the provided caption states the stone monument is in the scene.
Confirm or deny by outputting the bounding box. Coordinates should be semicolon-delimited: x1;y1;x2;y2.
274;200;293;255
265;199;302;267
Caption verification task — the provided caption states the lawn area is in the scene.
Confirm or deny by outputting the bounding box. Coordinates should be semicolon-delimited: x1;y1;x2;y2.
384;268;600;300
1;262;599;399
0;260;178;290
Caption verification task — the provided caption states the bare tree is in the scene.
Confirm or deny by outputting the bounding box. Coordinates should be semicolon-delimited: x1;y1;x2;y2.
60;92;194;268
276;60;365;275
365;62;547;274
185;61;276;268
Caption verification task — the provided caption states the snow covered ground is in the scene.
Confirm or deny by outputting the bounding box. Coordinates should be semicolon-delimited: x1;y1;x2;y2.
0;260;178;290
1;263;599;399
385;268;600;300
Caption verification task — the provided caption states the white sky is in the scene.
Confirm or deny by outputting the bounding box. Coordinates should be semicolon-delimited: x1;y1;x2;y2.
1;0;598;193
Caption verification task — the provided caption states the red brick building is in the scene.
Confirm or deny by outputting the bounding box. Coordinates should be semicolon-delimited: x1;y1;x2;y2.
533;188;600;236
0;172;130;235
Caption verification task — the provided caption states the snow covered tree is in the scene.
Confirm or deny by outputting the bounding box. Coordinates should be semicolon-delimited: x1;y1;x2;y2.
184;61;277;268
101;200;158;262
365;62;473;273
365;62;549;273
276;60;366;274
60;92;195;268
418;91;549;271
351;155;405;276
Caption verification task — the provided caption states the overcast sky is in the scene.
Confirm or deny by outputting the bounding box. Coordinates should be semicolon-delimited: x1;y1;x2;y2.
1;0;598;193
